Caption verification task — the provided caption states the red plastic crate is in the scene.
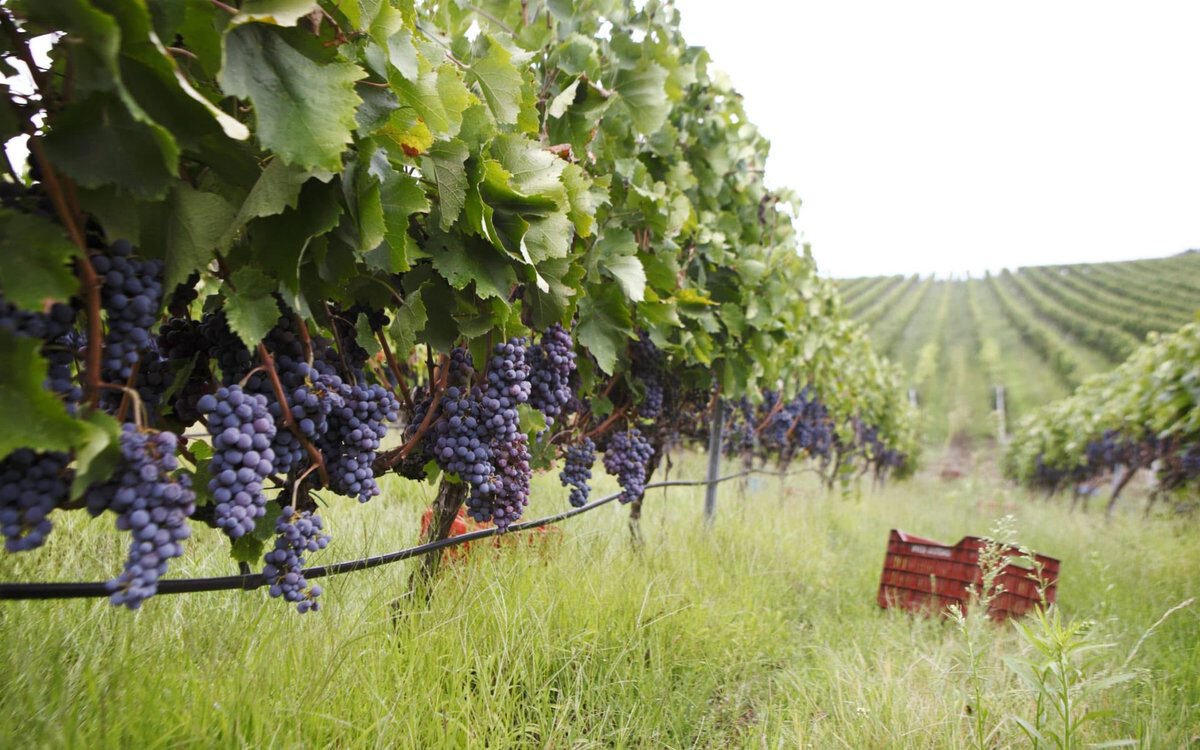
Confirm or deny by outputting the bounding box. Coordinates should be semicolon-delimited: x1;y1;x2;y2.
877;529;1059;620
418;507;562;564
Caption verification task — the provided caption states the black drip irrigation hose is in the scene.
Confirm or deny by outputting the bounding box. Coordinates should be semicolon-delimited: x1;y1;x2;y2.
0;468;786;601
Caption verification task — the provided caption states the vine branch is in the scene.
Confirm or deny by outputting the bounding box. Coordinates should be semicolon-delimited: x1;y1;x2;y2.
256;343;330;487
380;353;449;468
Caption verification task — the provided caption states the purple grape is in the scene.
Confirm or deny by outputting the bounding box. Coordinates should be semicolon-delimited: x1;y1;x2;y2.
478;433;531;531
465;338;534;527
528;323;576;426
603;428;654;504
559;437;594;508
430;384;494;496
0;450;70;552
322;381;399;502
85;425;195;609
92;240;163;382
198;386;277;539
630;331;665;419
262;506;329;613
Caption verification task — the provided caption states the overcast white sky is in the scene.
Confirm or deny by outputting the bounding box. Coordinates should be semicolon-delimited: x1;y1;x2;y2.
677;0;1200;278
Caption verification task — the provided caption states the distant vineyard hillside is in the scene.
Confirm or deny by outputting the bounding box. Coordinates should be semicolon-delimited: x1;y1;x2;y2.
836;252;1200;446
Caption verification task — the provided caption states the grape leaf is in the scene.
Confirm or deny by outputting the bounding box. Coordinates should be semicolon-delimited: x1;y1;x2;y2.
186;441;214;507
225;267;281;349
561;162;596;237
422;139;470;230
547;78;580;119
220;24;365;171
614;59;669;135
525;255;582;329
223;159;326;247
152;183;237;294
388;283;427;357
0;333;83;462
43;94;179;199
69;410;122;501
229;534;266;565
230;0;321;28
346;146;388;254
355;313;382;359
602;255;646;303
394;63;473;139
26;2;185;198
364;161;430;272
468;37;526;126
373;107;434;156
250;179;344;314
489;134;566;201
380;26;419;80
523;212;575;264
0;209;81;309
577;284;633;374
430;234;517;300
517;404;547;436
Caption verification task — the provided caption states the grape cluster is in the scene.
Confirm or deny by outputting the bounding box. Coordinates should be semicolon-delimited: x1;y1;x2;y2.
331;305;382;371
156;317;212;424
262;506;329;613
243;316;341;475
93;240;164;382
323;382;398;502
1;296;80;409
199;386;277;539
482;433;531;531
0;450;70;552
722;397;758;458
91;426;195;609
603;428;655;504
480;338;531;442
44;342;81;410
642;382;664;419
289;363;344;440
132;342;172;414
528;324;576;425
559;437;595;508
737;389;835;467
200;311;252;384
1182;445;1200;480
431;385;493;495
166;271;200;317
0;296;76;341
630;331;666;419
448;346;475;385
462;339;535;527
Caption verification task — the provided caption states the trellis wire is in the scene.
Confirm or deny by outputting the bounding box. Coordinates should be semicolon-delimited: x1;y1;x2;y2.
0;468;784;601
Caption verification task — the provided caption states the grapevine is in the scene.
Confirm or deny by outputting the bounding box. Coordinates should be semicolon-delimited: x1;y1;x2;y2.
0;0;919;614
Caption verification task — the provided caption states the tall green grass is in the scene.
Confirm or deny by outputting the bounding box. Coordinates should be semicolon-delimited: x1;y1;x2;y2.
1;455;1196;748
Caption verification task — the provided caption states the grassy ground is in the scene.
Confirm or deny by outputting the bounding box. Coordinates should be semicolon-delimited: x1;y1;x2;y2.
1;453;1197;748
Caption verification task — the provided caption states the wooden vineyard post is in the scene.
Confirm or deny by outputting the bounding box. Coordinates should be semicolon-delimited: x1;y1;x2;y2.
704;400;725;525
994;385;1008;443
407;478;469;597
